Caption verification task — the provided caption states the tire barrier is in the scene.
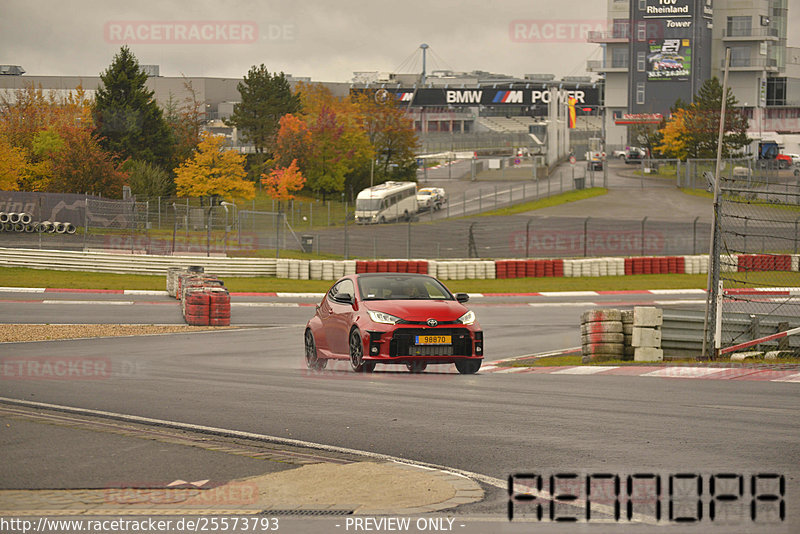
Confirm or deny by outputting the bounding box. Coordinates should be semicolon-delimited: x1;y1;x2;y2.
0;215;77;235
581;307;664;363
580;309;625;364
737;254;792;273
168;267;232;327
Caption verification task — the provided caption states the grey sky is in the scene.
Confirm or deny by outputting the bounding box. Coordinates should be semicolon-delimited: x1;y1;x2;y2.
2;1;799;82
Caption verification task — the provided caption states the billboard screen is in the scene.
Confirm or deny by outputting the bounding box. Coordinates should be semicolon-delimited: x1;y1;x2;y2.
647;38;691;81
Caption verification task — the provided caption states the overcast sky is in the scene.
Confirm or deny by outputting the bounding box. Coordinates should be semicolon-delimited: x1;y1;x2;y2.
2;1;799;82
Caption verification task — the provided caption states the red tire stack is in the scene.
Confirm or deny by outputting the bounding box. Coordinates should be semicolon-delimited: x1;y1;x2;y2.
207;287;231;326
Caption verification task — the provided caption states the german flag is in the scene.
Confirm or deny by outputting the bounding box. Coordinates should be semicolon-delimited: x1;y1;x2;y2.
568;96;577;129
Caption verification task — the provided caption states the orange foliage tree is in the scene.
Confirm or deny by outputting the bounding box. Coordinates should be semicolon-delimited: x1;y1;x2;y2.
261;159;305;210
173;131;255;201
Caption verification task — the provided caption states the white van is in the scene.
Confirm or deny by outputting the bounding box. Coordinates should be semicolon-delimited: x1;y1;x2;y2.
355;181;418;224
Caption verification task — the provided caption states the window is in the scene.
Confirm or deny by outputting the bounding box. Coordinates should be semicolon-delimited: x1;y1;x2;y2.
612;47;629;68
727;16;752;37
730;46;750;67
637;51;646;72
636;82;645;105
612;19;630;39
637;21;647;41
638;0;645;10
767;77;787;106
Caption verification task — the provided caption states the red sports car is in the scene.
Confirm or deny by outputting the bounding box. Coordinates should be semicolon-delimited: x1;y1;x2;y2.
304;273;484;374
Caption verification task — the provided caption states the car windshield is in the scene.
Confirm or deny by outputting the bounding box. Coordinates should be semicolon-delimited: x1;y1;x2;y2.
358;275;453;300
418;191;431;196
356;198;382;211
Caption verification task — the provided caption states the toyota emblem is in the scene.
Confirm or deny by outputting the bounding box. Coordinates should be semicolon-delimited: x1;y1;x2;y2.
426;319;438;327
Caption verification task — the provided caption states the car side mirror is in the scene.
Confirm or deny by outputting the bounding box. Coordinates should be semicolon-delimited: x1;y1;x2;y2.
335;292;355;305
455;293;470;303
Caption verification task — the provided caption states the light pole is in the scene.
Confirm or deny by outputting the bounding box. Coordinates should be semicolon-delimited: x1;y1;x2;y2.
221;201;235;256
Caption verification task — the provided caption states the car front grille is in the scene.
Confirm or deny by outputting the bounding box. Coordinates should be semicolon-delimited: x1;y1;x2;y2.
389;328;473;357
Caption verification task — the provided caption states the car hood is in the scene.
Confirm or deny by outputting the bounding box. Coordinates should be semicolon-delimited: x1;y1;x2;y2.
364;299;468;322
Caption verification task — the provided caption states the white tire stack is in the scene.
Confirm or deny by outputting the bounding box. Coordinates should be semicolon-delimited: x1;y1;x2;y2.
580;309;624;363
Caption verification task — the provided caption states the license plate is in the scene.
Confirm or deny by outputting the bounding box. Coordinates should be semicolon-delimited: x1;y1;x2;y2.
415;335;451;345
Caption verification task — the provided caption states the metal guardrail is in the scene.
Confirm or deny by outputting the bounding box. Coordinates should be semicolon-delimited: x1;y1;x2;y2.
0;247;276;277
662;308;800;357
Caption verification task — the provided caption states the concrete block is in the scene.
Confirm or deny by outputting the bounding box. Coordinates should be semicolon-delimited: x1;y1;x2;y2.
634;347;663;362
632;327;662;348
730;351;762;361
633;306;662;327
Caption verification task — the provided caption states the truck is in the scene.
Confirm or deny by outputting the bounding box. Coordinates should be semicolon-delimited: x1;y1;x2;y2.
354;181;418;224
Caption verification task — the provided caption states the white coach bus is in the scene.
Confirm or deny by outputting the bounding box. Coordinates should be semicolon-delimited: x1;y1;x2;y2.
355;181;418;224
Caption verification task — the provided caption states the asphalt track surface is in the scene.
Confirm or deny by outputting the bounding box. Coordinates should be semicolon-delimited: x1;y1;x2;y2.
1;290;799;533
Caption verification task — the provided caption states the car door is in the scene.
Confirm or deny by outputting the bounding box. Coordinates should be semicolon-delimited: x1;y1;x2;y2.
323;279;357;356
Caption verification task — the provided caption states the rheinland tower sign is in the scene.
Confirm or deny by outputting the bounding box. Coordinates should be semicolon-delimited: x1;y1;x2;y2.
629;0;712;116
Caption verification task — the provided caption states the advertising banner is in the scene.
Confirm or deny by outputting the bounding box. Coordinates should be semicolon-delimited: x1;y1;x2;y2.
352;87;601;107
647;38;691;81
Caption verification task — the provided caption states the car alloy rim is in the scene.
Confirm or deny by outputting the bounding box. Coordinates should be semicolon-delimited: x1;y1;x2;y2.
350;332;362;368
305;331;316;365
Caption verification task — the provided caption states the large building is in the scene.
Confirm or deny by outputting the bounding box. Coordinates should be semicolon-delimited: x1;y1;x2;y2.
588;0;800;147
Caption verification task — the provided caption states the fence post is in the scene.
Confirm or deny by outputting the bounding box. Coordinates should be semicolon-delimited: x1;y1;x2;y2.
693;216;699;255
794;217;800;254
157;197;161;230
641;216;648;256
83;199;89;252
171;203;177;255
275;212;280;258
407;218;411;260
344;202;349;260
584;217;590;257
525;218;533;258
494;185;498;209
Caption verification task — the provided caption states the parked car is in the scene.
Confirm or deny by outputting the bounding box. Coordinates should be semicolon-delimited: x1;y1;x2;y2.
416;187;447;211
304;273;483;374
785;153;800;166
776;154;793;169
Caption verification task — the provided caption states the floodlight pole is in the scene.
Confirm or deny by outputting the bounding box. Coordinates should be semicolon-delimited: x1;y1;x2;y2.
702;48;731;360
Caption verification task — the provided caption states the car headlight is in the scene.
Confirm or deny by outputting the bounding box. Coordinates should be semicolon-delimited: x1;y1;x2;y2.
367;310;402;325
458;310;476;325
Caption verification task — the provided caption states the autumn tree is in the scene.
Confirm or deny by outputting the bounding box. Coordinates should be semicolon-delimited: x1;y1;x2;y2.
275;83;371;199
164;78;205;171
261;159;305;210
352;90;418;185
47;126;128;197
656;108;690;160
173;131;255;201
93;46;175;169
0;134;27;190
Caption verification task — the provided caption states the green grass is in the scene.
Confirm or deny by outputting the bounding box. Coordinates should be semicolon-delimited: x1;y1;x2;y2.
0;266;714;292
3;267;798;293
476;187;607;217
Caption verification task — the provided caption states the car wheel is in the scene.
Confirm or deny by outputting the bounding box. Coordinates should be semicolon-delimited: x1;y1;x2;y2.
379;216;386;224
349;329;374;373
304;330;327;371
406;362;427;373
455;359;481;375
780;161;788;169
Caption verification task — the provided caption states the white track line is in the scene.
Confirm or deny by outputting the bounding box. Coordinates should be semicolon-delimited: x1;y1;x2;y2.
551;366;619;375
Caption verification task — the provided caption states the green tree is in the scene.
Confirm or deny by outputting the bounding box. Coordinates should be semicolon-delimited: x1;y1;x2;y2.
93;46;175;169
685;77;750;158
164;78;205;171
227;65;301;179
657;78;750;160
124;159;175;199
